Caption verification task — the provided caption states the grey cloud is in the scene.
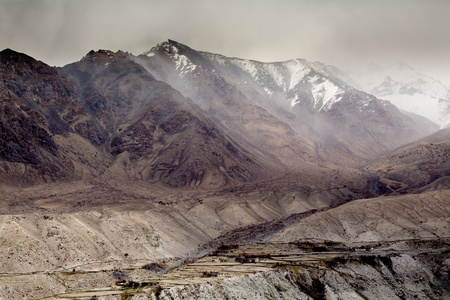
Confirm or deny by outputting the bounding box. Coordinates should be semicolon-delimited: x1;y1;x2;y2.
0;0;449;81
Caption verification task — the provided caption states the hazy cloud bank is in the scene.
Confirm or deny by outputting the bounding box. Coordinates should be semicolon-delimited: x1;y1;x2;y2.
1;0;449;81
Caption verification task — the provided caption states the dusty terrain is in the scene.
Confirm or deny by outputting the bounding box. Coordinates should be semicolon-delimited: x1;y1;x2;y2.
0;44;449;299
2;238;448;299
269;188;450;243
366;128;450;192
0;176;364;273
0;178;448;299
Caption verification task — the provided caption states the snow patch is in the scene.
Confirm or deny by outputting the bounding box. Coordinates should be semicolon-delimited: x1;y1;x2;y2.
285;60;310;90
264;87;273;97
169;48;363;113
290;94;300;108
167;52;198;78
311;79;343;111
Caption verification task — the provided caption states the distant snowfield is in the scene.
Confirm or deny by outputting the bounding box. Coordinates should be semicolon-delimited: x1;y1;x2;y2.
351;63;450;128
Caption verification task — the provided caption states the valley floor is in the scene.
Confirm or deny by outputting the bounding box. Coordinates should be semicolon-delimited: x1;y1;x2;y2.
0;179;449;299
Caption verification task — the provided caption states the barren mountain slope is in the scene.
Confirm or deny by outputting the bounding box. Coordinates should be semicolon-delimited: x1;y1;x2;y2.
0;171;370;276
268;188;450;243
0;49;108;184
59;49;286;188
136;44;322;170
197;136;450;247
0;48;282;188
366;127;450;192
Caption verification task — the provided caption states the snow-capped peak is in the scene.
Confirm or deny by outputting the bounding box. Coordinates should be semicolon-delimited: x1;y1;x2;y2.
146;40;199;78
198;54;350;111
141;40;379;114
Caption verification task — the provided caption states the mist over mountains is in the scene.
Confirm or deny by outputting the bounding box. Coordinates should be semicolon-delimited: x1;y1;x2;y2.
0;40;449;299
0;40;442;188
351;62;450;128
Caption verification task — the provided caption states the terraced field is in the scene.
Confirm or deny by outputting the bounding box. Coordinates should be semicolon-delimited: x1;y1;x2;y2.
21;238;449;299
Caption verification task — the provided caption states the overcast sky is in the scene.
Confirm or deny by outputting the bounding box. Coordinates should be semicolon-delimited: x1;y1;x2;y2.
1;0;450;82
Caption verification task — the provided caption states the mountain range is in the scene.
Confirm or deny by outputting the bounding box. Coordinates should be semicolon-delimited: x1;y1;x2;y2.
0;40;449;299
0;40;441;189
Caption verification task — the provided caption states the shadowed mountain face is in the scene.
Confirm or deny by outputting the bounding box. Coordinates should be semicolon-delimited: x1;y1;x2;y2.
0;49;89;184
0;49;271;188
59;50;272;188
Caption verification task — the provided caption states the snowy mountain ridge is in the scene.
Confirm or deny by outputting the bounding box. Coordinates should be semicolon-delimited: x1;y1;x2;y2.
138;40;438;163
200;53;353;112
148;40;355;112
145;40;449;130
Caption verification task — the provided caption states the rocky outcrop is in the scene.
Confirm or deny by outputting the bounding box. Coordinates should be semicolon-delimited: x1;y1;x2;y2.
157;271;309;300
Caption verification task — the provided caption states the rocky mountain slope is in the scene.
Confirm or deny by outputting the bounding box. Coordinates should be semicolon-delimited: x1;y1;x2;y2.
155;240;450;300
268;188;450;243
0;48;92;184
0;43;440;188
59;49;273;188
0;48;277;188
366;127;450;192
